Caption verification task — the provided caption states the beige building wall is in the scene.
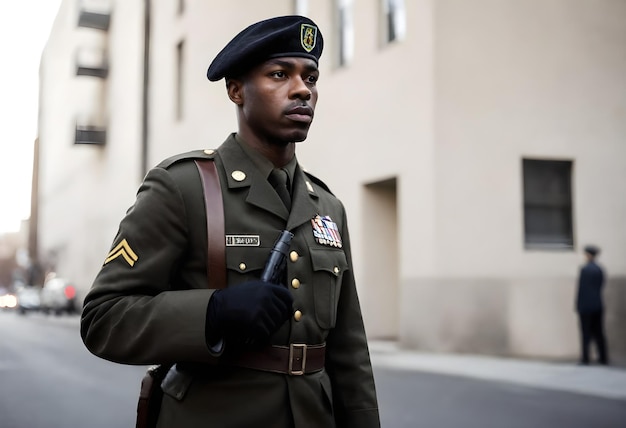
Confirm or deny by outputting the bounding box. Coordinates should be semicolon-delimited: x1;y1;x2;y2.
38;0;144;293
37;0;626;362
425;0;626;358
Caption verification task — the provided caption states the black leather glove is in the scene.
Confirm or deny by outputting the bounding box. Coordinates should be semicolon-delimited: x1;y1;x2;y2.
206;281;293;345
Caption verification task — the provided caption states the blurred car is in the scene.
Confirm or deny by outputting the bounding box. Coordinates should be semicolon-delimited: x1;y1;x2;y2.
15;286;41;314
0;293;18;309
40;276;78;315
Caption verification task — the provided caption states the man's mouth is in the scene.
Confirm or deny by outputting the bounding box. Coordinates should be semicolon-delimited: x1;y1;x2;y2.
285;105;314;123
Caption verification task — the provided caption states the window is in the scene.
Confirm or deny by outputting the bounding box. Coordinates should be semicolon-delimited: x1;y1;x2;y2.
294;0;308;16
383;0;406;43
336;0;354;67
176;40;184;120
522;159;574;249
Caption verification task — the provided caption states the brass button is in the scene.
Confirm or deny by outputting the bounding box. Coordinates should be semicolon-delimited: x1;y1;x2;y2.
333;266;340;274
290;251;299;262
231;170;246;181
291;278;301;289
294;310;302;321
239;263;246;271
203;149;215;155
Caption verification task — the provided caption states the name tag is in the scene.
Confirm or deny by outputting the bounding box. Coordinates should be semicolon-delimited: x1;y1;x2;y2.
226;235;260;246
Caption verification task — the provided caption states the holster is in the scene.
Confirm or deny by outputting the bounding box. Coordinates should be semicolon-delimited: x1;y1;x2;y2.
136;364;172;428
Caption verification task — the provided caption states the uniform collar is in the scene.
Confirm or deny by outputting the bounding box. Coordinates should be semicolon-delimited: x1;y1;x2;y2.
234;133;297;193
217;134;319;227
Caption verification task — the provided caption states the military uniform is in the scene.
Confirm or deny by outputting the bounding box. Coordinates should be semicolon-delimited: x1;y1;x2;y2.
81;134;380;427
576;245;609;365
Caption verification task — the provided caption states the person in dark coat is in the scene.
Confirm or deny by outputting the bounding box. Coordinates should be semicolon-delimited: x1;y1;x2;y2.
575;245;609;365
80;15;380;428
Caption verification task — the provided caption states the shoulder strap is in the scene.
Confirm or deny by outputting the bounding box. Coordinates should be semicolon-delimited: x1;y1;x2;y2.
303;170;334;196
194;159;226;289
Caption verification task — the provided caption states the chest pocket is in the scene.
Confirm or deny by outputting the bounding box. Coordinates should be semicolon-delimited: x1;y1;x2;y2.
225;247;269;283
310;248;349;329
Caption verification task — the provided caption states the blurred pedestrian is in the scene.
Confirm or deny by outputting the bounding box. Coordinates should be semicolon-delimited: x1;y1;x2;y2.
80;15;380;428
575;244;609;365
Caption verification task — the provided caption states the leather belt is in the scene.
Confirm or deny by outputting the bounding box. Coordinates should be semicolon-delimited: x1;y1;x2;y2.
228;343;326;376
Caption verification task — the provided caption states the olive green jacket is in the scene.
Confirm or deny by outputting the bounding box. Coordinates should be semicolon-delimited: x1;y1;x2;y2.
81;134;380;427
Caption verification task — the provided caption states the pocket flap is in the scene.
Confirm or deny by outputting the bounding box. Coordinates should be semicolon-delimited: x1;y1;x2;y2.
310;248;349;276
225;246;269;273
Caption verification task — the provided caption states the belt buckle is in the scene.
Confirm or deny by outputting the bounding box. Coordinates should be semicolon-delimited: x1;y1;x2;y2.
288;343;307;376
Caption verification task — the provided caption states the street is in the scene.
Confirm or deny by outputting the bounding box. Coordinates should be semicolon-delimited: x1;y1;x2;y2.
0;310;145;428
1;310;625;428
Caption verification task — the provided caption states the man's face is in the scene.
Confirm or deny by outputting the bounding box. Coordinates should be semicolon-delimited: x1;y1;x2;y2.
236;57;319;144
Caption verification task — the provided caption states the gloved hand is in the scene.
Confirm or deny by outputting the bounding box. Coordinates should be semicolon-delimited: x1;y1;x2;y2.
206;281;293;345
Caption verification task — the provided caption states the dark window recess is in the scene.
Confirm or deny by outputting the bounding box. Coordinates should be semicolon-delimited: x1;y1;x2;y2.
176;40;184;120
78;10;110;31
384;0;405;43
338;8;347;66
522;159;574;249
75;47;109;78
386;2;397;42
75;126;106;145
76;63;109;78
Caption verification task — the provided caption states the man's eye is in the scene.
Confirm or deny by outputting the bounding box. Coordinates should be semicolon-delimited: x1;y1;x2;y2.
271;71;286;78
306;75;318;84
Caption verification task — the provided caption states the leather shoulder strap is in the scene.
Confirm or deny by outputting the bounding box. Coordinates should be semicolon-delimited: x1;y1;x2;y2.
194;159;226;289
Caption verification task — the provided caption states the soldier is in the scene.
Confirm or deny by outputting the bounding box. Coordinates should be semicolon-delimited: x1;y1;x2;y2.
80;15;380;428
575;245;609;365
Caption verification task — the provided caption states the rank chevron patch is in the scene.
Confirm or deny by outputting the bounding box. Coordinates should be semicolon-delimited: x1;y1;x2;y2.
104;238;138;267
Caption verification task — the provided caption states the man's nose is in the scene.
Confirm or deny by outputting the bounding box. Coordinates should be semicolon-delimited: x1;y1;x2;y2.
290;77;312;100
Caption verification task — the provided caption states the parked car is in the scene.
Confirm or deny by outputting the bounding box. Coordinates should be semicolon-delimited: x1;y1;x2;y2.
0;293;17;309
15;286;41;315
40;276;78;315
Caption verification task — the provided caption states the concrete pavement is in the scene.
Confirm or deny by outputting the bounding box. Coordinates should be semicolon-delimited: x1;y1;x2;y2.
369;341;626;401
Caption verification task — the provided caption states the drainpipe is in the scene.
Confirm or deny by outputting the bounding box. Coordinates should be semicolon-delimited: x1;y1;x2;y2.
141;0;151;177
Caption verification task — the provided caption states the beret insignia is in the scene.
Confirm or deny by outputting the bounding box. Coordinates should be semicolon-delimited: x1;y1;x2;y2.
301;24;317;53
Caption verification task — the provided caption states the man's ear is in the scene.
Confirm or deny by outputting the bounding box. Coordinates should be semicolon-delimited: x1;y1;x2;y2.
226;78;244;105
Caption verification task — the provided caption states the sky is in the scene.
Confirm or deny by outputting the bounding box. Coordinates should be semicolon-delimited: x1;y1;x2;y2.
0;0;62;234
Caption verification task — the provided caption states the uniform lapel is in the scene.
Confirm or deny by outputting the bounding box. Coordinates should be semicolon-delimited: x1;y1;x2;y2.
287;164;320;231
217;135;289;220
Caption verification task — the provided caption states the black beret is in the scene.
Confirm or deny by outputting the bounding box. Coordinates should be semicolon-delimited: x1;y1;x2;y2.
207;15;324;81
584;245;600;256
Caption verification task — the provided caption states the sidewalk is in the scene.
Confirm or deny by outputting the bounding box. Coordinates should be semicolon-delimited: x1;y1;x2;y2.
369;341;626;401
